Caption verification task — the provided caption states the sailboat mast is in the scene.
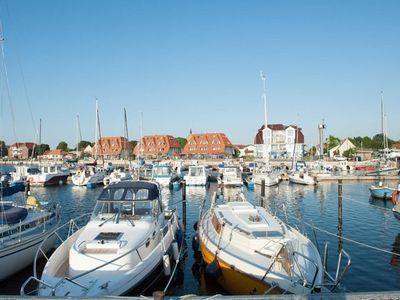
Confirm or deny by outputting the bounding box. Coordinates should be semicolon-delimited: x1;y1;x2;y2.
76;114;82;159
123;108;131;168
96;102;104;166
260;71;269;164
94;99;98;160
381;91;384;147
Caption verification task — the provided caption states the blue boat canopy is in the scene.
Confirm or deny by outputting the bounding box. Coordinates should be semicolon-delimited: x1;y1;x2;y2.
97;181;160;201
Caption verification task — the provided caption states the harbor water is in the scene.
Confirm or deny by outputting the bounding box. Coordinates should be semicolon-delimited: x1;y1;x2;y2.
1;180;400;295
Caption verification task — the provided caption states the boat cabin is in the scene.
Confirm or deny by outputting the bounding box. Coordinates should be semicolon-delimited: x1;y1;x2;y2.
92;181;163;222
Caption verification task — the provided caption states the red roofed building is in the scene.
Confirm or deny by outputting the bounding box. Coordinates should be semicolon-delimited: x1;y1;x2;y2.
254;124;305;159
42;149;67;160
8;142;37;159
133;135;181;158
93;136;132;159
183;133;234;158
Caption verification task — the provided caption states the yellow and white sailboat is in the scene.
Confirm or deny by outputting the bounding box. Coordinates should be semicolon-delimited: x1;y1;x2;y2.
198;193;324;295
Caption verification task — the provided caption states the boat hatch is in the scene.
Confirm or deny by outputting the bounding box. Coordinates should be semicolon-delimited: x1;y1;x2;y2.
95;232;123;241
253;230;283;238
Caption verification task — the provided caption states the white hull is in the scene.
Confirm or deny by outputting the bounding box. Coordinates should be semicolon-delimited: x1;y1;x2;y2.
184;176;207;186
153;176;172;187
72;172;105;186
199;199;323;294
0;211;59;281
0;232;57;281
289;173;316;185
253;174;280;186
35;181;180;297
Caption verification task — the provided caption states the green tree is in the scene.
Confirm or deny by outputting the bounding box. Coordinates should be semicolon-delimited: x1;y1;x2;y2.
343;148;356;159
0;141;7;157
78;140;92;151
57;141;69;152
35;144;50;156
129;140;138;149
233;147;240;158
176;137;187;148
326;135;340;152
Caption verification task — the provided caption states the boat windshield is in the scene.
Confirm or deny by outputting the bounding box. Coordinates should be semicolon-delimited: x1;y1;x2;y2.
190;167;204;176
153;166;171;176
223;168;240;177
92;199;159;221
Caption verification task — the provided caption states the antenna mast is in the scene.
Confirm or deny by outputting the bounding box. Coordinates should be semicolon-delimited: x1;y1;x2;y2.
260;71;269;164
318;119;326;160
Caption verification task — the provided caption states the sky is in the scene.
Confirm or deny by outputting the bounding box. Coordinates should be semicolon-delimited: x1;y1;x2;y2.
0;0;399;149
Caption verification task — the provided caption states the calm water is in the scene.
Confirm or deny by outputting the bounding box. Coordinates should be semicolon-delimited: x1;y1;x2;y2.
2;180;400;295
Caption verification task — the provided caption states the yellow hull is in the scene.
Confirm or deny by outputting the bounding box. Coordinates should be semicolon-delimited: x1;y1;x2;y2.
200;238;282;295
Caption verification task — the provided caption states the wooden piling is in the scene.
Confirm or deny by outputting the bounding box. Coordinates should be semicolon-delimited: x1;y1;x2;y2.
182;180;186;232
338;179;343;252
261;179;265;197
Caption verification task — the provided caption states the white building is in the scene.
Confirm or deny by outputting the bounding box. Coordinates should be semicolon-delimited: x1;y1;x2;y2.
254;124;305;159
235;145;256;158
329;138;356;157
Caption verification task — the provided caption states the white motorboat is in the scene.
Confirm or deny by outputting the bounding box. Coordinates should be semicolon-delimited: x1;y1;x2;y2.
184;165;208;186
288;169;316;185
151;165;176;187
0;193;59;281
219;166;243;187
103;168;132;186
252;165;280;187
24;181;181;296
14;165;69;186
198;192;324;294
71;166;106;187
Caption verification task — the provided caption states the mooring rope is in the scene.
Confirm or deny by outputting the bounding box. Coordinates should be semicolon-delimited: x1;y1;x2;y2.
163;227;186;293
341;195;393;212
301;219;400;257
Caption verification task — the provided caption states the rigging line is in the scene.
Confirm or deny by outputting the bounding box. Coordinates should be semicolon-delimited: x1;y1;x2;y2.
341;195;393;212
0;20;18;143
274;206;400;258
3;0;37;135
293;215;400;258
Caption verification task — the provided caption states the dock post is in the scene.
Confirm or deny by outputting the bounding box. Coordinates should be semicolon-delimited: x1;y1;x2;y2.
337;179;343;252
182;180;186;232
25;181;30;196
261;179;265;196
260;179;265;207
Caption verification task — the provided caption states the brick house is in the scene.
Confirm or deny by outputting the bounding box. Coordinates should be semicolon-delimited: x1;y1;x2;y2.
93;136;132;159
133;135;181;158
8;142;37;160
254;124;305;159
183;133;234;158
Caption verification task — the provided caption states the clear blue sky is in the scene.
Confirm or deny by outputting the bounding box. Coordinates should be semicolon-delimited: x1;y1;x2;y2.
0;0;399;149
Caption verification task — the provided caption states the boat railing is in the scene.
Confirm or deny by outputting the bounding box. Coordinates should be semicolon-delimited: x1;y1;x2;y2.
21;212;177;296
321;243;351;292
292;250;320;289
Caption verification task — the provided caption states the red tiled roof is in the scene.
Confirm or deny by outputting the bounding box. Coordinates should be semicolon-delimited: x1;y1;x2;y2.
392;143;400;150
43;149;67;156
133;135;181;156
94;136;131;156
183;133;233;155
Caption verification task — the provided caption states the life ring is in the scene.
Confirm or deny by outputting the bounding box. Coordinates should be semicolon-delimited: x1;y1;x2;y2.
392;191;398;206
